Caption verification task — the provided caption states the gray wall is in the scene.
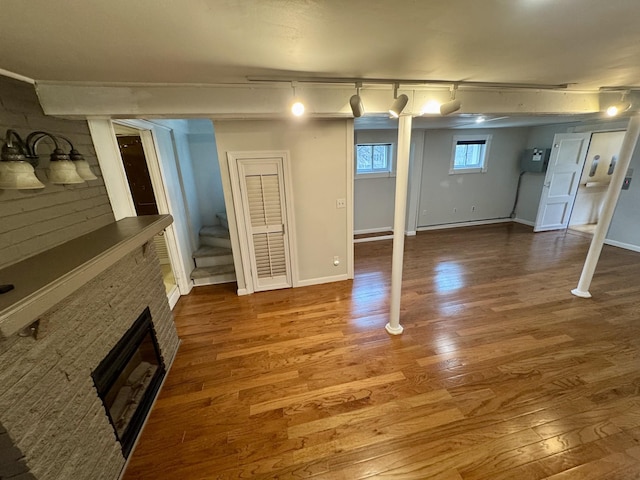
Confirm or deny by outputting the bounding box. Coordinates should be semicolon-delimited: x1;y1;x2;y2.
0;76;114;269
354;127;529;232
353;130;396;232
418;127;527;227
608;136;640;248
186;120;226;229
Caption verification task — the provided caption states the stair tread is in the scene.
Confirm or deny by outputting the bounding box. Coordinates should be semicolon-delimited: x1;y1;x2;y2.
193;246;232;258
191;264;236;278
200;225;230;239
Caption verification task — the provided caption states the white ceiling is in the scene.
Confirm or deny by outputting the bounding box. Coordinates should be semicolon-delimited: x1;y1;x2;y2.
1;0;640;90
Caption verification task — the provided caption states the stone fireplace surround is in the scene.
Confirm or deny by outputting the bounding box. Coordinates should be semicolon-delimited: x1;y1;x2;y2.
0;216;180;479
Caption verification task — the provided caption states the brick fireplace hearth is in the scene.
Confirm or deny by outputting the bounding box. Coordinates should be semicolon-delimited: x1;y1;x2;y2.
0;223;179;479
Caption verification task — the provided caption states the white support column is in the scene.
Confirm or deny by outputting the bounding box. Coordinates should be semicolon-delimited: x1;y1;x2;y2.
572;114;640;298
386;114;413;335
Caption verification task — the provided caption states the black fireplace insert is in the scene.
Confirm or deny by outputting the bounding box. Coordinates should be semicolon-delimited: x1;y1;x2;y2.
91;307;165;457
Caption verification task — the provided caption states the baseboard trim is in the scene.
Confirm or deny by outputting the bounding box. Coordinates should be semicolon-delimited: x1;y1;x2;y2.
297;274;350;287
354;227;393;235
237;288;250;296
167;286;181;310
513;218;535;227
604;239;640;253
417;218;512;232
354;235;394;243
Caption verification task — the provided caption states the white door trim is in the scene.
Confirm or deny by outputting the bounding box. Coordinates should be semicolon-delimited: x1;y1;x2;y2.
227;150;299;294
534;132;590;232
86;118;191;300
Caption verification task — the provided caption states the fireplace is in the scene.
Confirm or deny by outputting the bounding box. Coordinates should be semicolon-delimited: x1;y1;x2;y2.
91;307;166;458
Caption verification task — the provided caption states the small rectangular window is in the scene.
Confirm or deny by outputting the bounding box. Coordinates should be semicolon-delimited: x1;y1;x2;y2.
450;135;492;174
356;143;393;177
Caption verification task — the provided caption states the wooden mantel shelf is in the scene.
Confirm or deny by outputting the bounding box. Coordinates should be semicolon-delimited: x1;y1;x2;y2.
0;215;173;339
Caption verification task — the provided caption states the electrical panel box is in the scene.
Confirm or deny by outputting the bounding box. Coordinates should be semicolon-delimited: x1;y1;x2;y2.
520;148;550;173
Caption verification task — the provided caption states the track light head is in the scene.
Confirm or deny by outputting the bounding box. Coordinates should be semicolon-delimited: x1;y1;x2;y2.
389;94;409;118
440;99;462;116
350;94;364;118
606;101;631;117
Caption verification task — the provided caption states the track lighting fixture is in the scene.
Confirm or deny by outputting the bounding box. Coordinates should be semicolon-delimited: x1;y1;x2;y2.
606;91;631;117
349;82;364;118
440;84;462;115
290;83;305;116
389;84;409;118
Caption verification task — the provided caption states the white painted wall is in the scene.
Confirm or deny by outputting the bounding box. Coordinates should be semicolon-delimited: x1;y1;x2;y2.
354;130;397;233
213;119;352;286
185;120;226;228
418;128;528;227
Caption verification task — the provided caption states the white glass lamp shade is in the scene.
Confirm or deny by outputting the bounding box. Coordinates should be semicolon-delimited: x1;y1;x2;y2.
49;160;85;184
74;159;98;180
0;161;45;189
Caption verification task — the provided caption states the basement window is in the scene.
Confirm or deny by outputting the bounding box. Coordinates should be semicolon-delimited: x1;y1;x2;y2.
356;143;394;177
450;135;492;174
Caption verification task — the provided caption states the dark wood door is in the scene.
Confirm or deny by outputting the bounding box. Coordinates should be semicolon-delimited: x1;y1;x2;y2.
117;135;159;216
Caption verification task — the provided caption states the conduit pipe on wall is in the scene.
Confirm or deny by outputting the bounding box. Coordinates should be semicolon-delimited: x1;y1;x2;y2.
572;114;640;298
386;114;412;335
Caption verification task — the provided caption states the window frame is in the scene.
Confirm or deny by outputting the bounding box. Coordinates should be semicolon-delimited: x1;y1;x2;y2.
449;134;492;174
355;143;395;178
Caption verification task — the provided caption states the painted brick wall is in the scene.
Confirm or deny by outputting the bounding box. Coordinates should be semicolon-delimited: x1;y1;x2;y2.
0;243;179;480
0;76;114;269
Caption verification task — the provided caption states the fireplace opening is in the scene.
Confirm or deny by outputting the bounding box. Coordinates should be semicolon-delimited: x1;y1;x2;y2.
92;307;165;457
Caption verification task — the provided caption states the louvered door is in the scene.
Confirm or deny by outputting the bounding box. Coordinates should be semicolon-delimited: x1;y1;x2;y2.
238;159;292;291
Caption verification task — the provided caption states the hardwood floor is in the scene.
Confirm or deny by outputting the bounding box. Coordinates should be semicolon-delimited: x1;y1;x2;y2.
123;223;640;479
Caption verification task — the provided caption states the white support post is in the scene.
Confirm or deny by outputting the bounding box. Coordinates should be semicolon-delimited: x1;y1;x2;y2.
386;114;413;335
572;114;640;298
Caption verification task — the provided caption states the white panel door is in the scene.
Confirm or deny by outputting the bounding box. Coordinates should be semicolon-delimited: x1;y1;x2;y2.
237;158;292;291
534;133;590;232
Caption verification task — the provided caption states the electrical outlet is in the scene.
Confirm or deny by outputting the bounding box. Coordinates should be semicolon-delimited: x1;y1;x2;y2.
336;198;346;209
453;207;457;213
471;205;476;212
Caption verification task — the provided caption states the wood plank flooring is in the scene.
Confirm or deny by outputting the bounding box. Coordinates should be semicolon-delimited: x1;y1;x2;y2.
123;223;640;479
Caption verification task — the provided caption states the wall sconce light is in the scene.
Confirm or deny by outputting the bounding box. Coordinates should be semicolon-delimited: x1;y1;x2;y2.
389;84;409;118
290;83;305;117
440;84;462;115
0;129;96;189
60;136;98;180
25;131;85;184
349;82;365;118
0;130;45;189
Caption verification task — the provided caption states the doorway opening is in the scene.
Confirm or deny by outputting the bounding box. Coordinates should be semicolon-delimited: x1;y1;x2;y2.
567;130;626;237
113;124;180;306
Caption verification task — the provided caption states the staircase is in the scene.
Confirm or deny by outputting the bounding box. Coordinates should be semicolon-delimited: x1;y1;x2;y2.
190;213;236;286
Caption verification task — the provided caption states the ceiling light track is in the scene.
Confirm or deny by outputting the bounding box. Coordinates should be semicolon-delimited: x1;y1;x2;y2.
247;76;571;91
